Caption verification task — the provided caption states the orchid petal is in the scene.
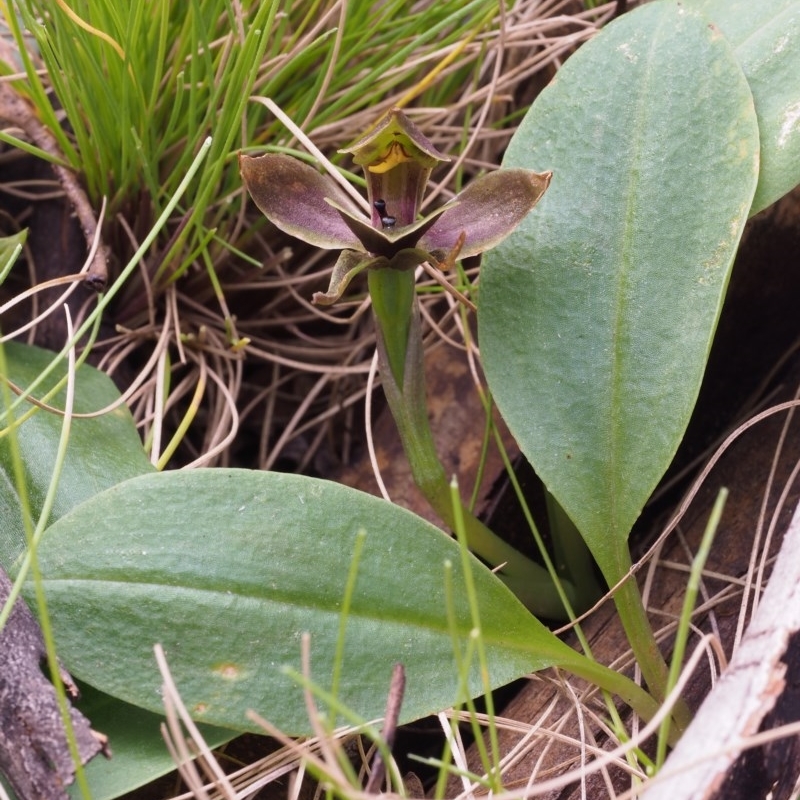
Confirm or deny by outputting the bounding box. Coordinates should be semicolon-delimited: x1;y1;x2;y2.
326;198;448;259
420;169;552;259
312;250;381;306
240;153;365;251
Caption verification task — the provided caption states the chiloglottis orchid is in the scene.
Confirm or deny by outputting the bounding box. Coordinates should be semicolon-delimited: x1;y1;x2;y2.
239;108;551;305
239;109;566;619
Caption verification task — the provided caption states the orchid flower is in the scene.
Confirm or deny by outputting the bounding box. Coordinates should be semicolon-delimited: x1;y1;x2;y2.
239;110;574;619
239;108;551;306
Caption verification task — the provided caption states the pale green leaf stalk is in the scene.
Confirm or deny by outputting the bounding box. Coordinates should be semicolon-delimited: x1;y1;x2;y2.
374;299;683;734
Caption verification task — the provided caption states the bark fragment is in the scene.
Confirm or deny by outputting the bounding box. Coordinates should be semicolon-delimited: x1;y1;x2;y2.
0;566;107;800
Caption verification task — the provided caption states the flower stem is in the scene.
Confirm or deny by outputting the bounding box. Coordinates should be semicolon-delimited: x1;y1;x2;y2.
368;268;578;619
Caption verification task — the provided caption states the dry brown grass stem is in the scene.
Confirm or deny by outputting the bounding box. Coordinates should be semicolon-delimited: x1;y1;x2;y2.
157;643;238;800
0;196;106;342
0;179;65;201
445;639;715;800
736;377;800;644
365;348;390;501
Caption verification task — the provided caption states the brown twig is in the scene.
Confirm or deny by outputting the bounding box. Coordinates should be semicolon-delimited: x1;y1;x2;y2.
364;663;406;794
0;82;108;290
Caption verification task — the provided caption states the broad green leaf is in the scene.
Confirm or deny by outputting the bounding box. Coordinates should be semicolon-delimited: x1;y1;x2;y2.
0;341;154;571
32;469;585;735
478;1;759;583
686;0;800;214
68;684;234;800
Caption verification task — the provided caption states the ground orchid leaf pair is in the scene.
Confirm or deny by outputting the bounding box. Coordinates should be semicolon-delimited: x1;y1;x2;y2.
239;108;550;306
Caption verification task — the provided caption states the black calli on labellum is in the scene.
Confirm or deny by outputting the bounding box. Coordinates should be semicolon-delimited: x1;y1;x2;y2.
374;199;396;230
